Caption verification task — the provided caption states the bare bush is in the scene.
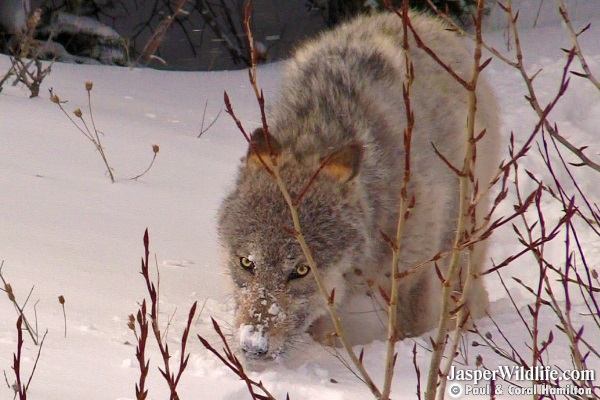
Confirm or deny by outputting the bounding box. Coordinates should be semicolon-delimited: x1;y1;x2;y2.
0;8;52;98
49;82;160;183
1;263;48;399
1;262;43;346
136;0;189;66
129;229;198;400
425;0;599;397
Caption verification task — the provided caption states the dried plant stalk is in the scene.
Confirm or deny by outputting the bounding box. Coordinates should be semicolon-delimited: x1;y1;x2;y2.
424;1;487;398
380;1;414;399
555;0;600;91
137;0;189;66
133;230;197;400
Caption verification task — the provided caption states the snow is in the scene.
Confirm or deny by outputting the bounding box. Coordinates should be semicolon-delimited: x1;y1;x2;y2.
268;303;280;316
1;2;599;399
239;324;268;353
51;12;122;40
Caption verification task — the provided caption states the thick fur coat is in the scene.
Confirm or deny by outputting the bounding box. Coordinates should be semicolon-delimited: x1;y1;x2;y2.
218;11;500;362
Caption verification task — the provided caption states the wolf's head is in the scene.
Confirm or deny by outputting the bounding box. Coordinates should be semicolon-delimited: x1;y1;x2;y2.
218;128;366;362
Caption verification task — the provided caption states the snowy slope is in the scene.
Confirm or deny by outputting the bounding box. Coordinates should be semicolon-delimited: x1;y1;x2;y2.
1;3;599;399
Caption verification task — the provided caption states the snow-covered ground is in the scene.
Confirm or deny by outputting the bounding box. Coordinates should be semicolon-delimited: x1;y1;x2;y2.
1;1;599;399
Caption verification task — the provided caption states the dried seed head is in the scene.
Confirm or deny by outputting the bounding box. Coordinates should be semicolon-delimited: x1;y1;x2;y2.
485;332;492;340
5;283;15;302
50;94;60;104
152;144;159;154
58;295;65;305
472;341;480;347
73;108;82;118
127;314;136;331
476;354;483;367
592;269;598;279
85;81;93;91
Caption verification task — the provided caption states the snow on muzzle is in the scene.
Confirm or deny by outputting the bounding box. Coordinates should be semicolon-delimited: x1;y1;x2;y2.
234;283;291;360
239;324;269;359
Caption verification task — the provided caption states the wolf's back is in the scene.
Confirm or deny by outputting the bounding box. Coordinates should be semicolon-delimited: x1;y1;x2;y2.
268;12;499;247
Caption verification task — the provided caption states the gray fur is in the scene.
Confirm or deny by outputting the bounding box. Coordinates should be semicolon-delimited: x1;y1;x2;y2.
218;11;500;363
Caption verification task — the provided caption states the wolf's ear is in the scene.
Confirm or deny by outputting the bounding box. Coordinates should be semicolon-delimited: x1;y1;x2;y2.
247;127;280;168
321;143;363;183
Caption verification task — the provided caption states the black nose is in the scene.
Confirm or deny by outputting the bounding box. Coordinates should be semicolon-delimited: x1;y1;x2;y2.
241;345;268;359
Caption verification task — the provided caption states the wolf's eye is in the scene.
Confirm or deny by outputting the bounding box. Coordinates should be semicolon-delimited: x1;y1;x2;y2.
239;257;255;273
288;264;311;280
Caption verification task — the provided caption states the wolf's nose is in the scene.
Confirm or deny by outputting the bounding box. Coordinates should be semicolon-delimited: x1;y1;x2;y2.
241;345;268;358
239;324;269;359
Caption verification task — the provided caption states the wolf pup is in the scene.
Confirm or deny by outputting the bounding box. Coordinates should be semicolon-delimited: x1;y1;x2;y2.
218;11;500;362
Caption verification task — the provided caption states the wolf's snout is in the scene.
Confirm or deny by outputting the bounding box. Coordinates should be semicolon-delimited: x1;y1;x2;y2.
239;324;269;359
